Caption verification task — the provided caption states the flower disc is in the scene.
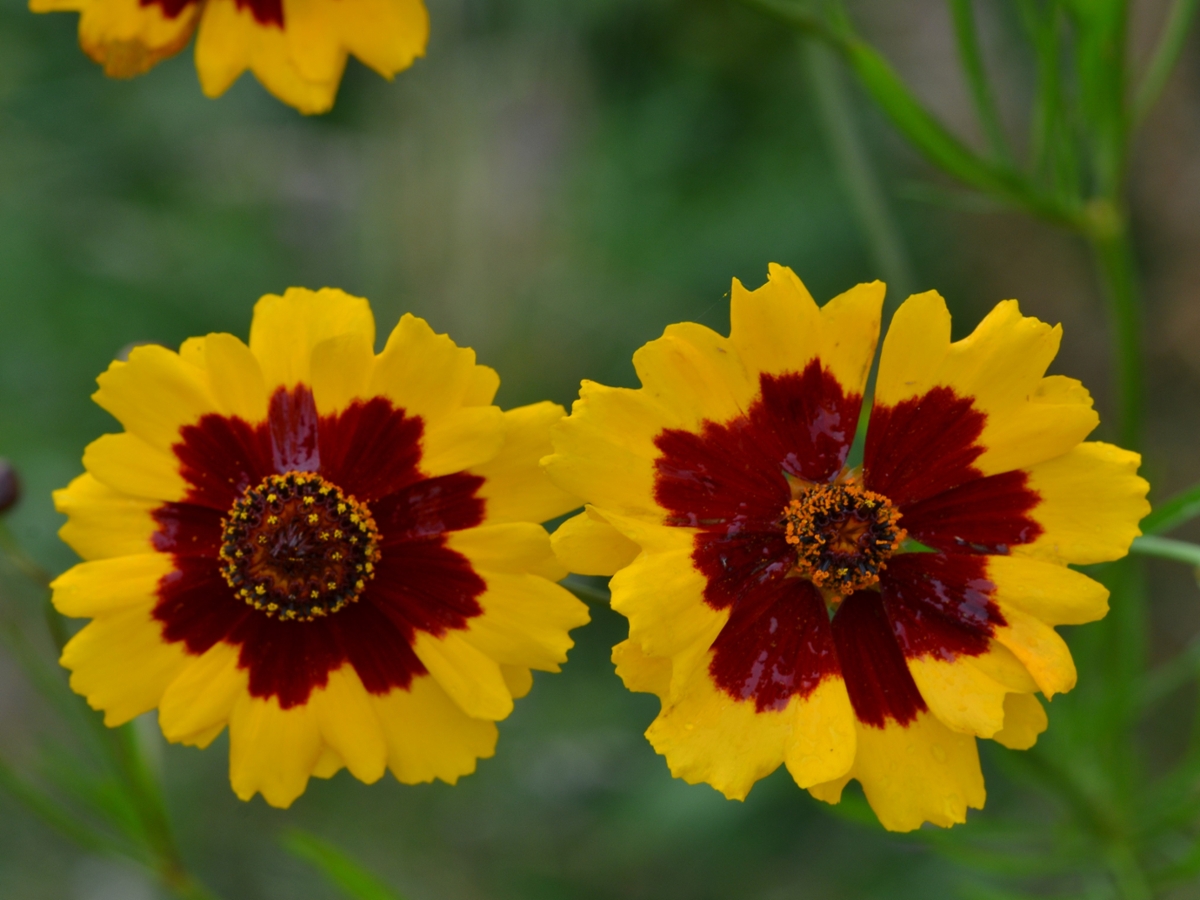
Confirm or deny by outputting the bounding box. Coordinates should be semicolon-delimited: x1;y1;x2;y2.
220;472;380;621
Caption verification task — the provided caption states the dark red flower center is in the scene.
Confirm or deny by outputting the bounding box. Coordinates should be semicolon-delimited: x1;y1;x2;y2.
652;361;1040;725
782;481;905;596
219;472;381;622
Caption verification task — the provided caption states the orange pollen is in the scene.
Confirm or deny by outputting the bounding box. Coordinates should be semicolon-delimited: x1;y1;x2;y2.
219;472;381;622
782;482;905;596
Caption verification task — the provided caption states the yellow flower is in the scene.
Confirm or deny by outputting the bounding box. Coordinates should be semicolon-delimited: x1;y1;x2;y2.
544;264;1149;832
53;287;589;808
30;0;427;114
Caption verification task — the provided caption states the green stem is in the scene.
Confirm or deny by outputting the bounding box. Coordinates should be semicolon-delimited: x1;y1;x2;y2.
1086;206;1142;450
1140;482;1200;535
1141;632;1200;706
948;0;1012;164
803;39;917;306
1133;0;1200;123
563;577;611;606
0;754;135;860
1128;535;1200;567
0;520;53;591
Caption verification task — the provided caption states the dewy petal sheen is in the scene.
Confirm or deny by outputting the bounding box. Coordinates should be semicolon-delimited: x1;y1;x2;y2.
543;264;1150;832
52;287;588;808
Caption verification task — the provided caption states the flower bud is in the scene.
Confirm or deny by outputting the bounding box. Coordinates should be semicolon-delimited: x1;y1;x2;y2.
0;459;21;513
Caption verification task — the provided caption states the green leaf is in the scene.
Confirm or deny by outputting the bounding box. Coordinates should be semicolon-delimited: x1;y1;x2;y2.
282;830;407;900
1140;481;1200;534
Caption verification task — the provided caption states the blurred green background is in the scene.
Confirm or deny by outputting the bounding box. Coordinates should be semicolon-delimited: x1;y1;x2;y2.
1;0;1199;897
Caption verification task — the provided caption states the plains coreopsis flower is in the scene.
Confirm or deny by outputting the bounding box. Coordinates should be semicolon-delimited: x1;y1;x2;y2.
543;264;1149;832
30;0;427;114
53;288;588;808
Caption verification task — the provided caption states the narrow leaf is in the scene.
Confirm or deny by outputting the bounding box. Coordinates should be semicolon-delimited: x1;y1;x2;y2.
282;830;406;900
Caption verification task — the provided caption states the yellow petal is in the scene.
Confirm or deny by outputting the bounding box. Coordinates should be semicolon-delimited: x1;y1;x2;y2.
729;264;882;398
463;366;500;406
447;521;566;582
992;604;1077;698
247;287;375;390
783;677;858;790
420;406;506;478
837;713;985;832
202;332;269;422
410;629;513;721
311;666;387;784
967;640;1039;693
611;638;671;699
500;664;533;699
551;508;640;577
992;692;1048;750
645;656;793;801
334;0;427;77
158;641;247;745
61;603;190;727
632;322;756;432
372;675;498;785
280;0;343;83
195;0;342;113
369;314;486;425
459;572;589;672
52;554;174;619
987;554;1110;626
312;744;345;779
472;401;578;525
228;693;322;808
1015;442;1149;566
907;654;1010;738
93;345;218;451
72;0;197;77
604;512;724;669
310;331;376;416
54;473;158;559
82;432;187;502
543;383;667;519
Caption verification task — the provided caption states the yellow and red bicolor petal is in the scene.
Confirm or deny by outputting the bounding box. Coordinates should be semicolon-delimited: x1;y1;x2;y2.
864;293;1148;570
195;0;425;113
646;648;856;800
195;0;342;113
729;263;882;416
32;0;199;78
869;293;1099;489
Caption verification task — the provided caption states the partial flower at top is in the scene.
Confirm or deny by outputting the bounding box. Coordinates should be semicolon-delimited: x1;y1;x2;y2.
52;288;588;808
30;0;427;114
544;264;1149;832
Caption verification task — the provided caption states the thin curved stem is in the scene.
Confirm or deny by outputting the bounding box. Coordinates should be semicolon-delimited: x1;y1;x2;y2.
948;0;1012;164
803;39;917;307
1133;0;1200;123
1129;535;1200;567
1087;208;1142;450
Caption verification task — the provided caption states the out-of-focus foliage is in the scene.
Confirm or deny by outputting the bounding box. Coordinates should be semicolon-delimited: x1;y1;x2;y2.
1;0;1200;898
